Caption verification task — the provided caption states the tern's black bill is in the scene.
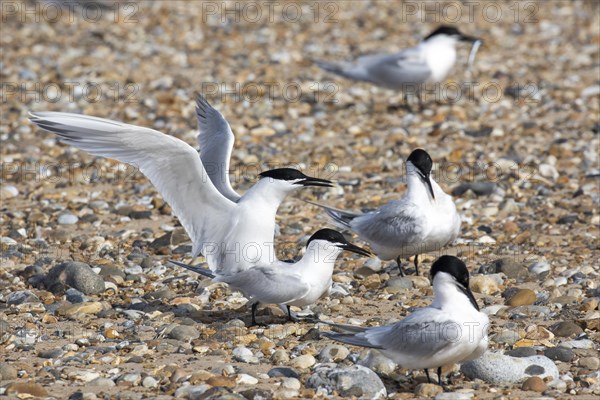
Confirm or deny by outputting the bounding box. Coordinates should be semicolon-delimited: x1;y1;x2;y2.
340;243;372;257
418;172;435;200
457;283;480;311
298;177;334;187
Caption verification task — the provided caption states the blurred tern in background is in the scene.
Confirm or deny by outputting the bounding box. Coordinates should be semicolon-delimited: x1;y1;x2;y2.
314;25;481;106
170;229;371;325
322;255;488;385
309;149;460;276
29;98;332;275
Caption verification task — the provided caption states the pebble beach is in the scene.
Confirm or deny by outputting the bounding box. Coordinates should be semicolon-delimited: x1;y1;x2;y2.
1;1;599;399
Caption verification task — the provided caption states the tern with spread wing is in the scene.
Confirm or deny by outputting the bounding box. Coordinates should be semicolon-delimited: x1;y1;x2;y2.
29;98;332;275
171;229;371;325
314;26;480;105
323;255;488;385
310;149;460;276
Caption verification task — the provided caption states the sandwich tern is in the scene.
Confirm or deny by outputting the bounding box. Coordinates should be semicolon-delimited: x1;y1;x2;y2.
310;149;460;276
322;255;488;385
314;25;480;105
29;108;332;275
171;229;371;325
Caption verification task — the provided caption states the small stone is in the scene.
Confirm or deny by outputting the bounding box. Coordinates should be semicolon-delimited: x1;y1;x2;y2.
236;373;258;385
470;276;500;295
58;213;79;225
5;382;48;397
89;377;116;387
549;321;583;337
239;388;273;400
307;365;386;399
45;261;105;295
318;344;350;362
461;352;559;384
7;290;40;305
290;354;316;369
57;301;105;316
544;347;575;362
267;367;299;379
578;356;600;370
206;376;236;388
168;325;200;341
142;376;158;388
506;347;537;358
415;383;444;397
281;377;301;390
521;376;547;392
0;363;18;380
232;346;259;364
506;289;537;306
1;185;18;198
357;350;397;376
38;348;64;359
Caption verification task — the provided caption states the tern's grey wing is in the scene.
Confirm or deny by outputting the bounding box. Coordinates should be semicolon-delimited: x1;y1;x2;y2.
352;201;425;248
363;308;459;357
195;95;240;202
29;112;236;262
361;48;432;88
224;267;310;305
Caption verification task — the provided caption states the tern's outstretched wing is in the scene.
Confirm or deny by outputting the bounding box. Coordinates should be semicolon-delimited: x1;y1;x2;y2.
223;267;311;306
306;200;362;230
195;95;240;202
29;111;236;261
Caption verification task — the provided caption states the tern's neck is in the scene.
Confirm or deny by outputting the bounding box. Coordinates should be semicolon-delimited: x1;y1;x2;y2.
406;170;434;204
240;179;293;208
297;242;342;272
420;37;458;81
431;275;476;312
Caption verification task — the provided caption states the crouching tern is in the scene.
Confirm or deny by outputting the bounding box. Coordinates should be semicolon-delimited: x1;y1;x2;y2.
314;25;481;104
310;149;460;276
322;255;489;385
170;229;372;325
29;99;332;275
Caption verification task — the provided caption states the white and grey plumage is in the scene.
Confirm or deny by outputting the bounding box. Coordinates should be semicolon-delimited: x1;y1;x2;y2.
323;255;489;385
171;229;371;325
311;149;460;276
29;100;332;275
314;26;480;102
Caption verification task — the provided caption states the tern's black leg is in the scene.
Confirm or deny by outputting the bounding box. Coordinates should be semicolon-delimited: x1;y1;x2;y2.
396;256;405;277
416;89;423;111
251;302;259;326
437;366;443;386
287;305;293;321
414;254;420;276
424;369;432;384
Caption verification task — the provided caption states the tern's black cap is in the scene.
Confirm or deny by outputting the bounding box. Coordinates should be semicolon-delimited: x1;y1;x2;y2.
431;255;470;288
424;25;463;40
306;229;347;246
259;168;307;181
407;149;433;176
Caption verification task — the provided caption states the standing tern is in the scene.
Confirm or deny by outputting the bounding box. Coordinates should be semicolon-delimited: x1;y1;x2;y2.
314;25;480;105
310;149;460;276
322;255;488;385
29;107;332;275
171;229;371;325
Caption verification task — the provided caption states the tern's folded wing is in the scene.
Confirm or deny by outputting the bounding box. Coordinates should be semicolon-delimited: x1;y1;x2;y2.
364;48;431;86
352;203;426;248
29;111;236;260
195;95;240;202
364;308;463;358
224;267;311;305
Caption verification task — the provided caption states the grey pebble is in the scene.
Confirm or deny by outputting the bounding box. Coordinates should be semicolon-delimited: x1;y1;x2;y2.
0;362;17;380
168;325;200;341
267;367;299;379
461;352;559;384
45;261;105;295
306;364;387;399
544;347;575;362
505;347;537;358
58;213;79;225
7;290;40;305
318;344;350;362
